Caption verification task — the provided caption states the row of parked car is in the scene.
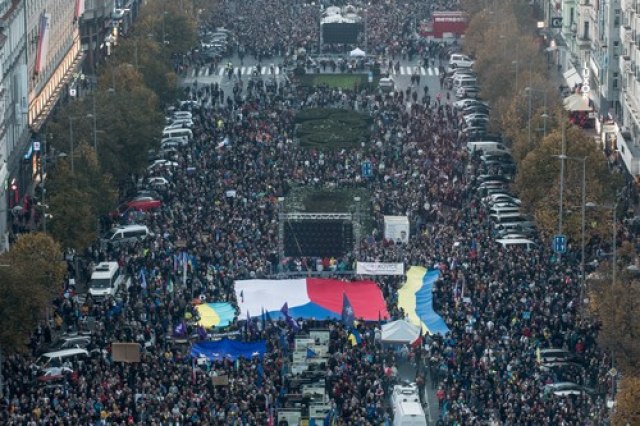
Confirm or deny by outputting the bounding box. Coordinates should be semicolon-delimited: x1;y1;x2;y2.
449;53;539;251
445;54;481;100
199;27;233;60
101;101;199;249
453;54;602;403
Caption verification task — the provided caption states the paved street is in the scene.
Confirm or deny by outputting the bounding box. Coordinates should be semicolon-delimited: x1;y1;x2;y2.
180;54;448;104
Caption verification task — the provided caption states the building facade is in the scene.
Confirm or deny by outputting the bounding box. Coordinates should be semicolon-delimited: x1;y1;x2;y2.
80;0;116;75
0;0;28;251
26;0;84;135
543;0;640;177
617;0;640;176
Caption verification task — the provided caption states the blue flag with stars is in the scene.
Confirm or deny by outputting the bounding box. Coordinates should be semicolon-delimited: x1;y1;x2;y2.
341;293;355;327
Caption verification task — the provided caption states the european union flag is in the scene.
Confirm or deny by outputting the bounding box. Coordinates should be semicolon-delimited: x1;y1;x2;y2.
341;293;355;327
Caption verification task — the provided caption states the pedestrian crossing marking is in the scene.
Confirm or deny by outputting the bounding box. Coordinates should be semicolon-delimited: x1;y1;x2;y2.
192;65;441;78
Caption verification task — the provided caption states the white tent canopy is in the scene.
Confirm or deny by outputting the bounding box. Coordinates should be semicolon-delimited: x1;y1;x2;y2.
381;320;420;344
349;48;366;57
563;94;591;112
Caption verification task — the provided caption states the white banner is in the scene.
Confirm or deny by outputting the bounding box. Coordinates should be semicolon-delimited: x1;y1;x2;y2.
356;262;405;276
384;215;410;243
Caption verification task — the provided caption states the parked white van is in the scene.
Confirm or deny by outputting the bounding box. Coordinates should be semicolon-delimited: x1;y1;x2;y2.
88;262;128;301
449;53;474;68
100;224;151;247
452;74;477;89
496;238;537;250
162;128;193;141
36;348;89;369
467;141;510;154
172;111;192;120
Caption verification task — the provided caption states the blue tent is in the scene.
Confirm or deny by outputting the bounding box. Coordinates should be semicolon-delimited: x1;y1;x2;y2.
190;338;266;361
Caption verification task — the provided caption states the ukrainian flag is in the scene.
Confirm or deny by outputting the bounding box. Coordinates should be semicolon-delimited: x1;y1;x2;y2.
196;302;235;328
397;266;450;335
348;329;362;346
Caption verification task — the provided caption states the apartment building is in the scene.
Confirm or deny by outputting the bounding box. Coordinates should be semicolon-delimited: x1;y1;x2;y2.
26;1;84;135
542;0;640;177
618;0;640;175
80;0;116;74
0;0;28;251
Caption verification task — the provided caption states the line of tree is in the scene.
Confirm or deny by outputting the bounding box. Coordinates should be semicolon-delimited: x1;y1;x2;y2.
43;0;200;251
0;0;208;355
461;1;625;242
461;1;638;421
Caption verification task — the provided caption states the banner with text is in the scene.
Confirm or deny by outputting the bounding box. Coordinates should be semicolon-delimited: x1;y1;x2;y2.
356;262;405;276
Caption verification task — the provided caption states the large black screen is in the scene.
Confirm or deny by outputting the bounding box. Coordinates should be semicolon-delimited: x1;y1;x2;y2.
322;23;361;44
284;220;353;257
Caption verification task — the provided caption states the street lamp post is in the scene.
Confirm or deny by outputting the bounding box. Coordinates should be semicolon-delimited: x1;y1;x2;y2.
558;123;566;251
68;116;76;174
527;87;532;149
90;93;98;153
555;155;587;300
525;86;549;146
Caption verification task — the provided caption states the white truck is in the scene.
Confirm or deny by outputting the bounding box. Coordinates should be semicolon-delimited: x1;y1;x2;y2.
392;384;427;426
88;262;127;301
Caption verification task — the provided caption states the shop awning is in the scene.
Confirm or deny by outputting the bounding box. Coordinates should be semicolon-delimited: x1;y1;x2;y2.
563;93;591;112
563;68;583;88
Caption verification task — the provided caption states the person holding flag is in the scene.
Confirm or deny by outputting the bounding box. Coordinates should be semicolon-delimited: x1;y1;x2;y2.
341;293;355;327
280;302;299;332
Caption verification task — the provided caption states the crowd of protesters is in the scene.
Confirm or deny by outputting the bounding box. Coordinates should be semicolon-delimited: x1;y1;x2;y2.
2;0;636;425
200;0;460;60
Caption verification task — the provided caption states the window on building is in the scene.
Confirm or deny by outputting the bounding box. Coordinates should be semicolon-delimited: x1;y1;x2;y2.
583;21;590;39
570;8;574;26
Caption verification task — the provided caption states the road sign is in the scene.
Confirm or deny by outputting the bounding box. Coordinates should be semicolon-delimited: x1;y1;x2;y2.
608;368;618;377
32;141;41;152
361;160;373;178
552;234;567;254
550;17;562;28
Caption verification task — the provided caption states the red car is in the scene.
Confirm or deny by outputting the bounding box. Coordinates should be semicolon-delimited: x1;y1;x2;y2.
112;197;162;217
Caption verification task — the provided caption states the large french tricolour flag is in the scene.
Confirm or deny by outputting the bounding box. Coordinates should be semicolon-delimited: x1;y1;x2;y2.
235;278;390;321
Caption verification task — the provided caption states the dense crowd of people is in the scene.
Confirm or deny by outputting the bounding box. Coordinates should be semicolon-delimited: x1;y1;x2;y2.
2;0;635;425
203;0;460;59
